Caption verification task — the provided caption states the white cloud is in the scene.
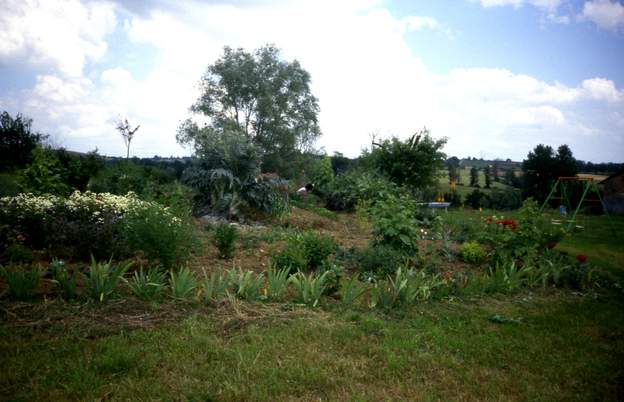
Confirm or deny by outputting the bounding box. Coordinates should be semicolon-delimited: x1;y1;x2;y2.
477;0;562;10
581;0;624;31
1;0;623;162
0;0;117;77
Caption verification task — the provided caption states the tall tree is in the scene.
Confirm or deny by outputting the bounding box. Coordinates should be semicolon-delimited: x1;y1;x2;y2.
367;128;447;190
522;144;577;202
0;111;47;171
469;166;479;187
178;45;321;174
484;165;492;188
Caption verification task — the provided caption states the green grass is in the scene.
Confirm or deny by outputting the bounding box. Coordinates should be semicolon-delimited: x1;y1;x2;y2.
1;211;623;401
438;168;512;197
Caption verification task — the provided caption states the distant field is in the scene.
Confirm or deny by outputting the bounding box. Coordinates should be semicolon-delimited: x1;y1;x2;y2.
438;167;513;197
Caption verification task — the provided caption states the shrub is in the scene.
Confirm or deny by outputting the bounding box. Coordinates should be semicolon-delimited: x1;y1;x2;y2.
212;223;238;259
0;263;40;300
465;189;489;209
4;243;34;263
272;246;307;273
20;145;70;196
367;194;419;254
297;231;336;270
489;188;522;210
358;244;408;279
317;262;344;295
50;259;77;300
85;257;132;303
127;267;166;300
169;267;198;300
122;200;196;269
460;242;486;264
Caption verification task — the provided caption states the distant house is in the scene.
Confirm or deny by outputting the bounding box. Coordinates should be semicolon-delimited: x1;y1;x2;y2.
600;170;624;214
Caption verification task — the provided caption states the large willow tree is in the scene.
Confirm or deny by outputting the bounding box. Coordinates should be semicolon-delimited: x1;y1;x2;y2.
177;45;321;174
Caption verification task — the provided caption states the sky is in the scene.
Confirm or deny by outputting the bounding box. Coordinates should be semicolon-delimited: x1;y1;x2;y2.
1;0;623;162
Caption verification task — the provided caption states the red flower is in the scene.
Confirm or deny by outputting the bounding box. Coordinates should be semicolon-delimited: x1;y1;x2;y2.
496;219;518;231
486;216;493;224
547;241;557;249
576;254;588;263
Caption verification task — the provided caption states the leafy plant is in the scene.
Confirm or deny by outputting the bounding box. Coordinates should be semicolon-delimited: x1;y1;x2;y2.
341;275;368;306
0;263;40;300
3;243;34;263
213;223;238;259
486;261;528;294
460;242;486;264
266;266;290;301
127;267;167;300
201;271;229;304
169;267;198;300
123;201;196;269
317;262;344;295
298;231;336;269
85;257;131;302
271;244;307;273
358;244;408;279
367;194;420;254
289;271;329;307
227;268;265;301
50;259;77;300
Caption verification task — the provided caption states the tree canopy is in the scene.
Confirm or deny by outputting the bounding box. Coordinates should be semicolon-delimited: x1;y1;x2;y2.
177;45;321;174
365;128;446;190
0;111;47;171
522;144;578;202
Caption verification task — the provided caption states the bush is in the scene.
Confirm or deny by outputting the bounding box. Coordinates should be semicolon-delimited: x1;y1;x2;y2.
0;191;197;264
460;242;486;264
489;188;522;210
465;189;489;209
3;244;34;263
367;194;419;254
317;262;344;295
0;263;41;300
212;223;238;259
271;230;336;273
271;246;307;273
89;161;174;197
358;244;408;279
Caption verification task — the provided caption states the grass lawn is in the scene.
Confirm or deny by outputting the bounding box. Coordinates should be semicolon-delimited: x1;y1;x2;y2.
438;168;512;198
1;210;623;401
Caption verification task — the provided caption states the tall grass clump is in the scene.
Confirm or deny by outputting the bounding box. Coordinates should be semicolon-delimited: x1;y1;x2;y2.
201;271;229;304
227;268;264;301
0;263;41;300
50;259;77;300
127;267;167;300
266;266;290;300
340;276;368;306
85;257;131;302
289;271;329;307
169;267;198;300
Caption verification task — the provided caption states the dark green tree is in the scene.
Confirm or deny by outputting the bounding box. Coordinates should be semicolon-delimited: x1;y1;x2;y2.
484;165;492;188
178;45;321;174
522;144;577;202
469;166;479;187
0;111;47;171
367;128;447;190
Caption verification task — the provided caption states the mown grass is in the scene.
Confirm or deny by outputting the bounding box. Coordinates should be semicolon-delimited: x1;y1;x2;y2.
1;211;623;401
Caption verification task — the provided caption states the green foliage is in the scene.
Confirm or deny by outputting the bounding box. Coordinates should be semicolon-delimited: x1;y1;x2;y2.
271;230;336;273
460;242;486;264
55;148;104;192
367;194;419;254
212;223;238;259
85;257;131;303
340;276;368;306
522;144;577;202
469;166;479;187
50;259;77;300
0;173;20;197
316;262;344;295
20;145;70;195
488;188;522;210
289;271;329;307
4;243;34;263
242;180;290;217
266;266;290;301
201;271;229;304
169;267;198;300
366;129;446;189
370;268;445;310
179;45;321;173
227;268;264;301
123;201;196;269
127;267;167;301
357;244;408;279
89;161;174;197
0;111;47;171
465;189;488;209
0;263;41;300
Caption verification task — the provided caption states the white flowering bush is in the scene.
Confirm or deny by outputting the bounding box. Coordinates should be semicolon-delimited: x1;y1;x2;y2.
0;191;195;264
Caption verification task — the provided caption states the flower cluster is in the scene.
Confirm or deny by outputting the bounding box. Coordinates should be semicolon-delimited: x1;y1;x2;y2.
496;219;518;231
576;254;588;264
